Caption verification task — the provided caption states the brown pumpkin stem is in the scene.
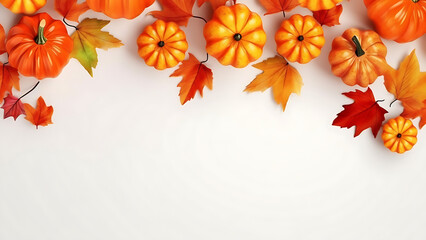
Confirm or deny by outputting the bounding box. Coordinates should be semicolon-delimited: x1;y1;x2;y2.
35;19;47;45
397;133;402;138
351;36;365;57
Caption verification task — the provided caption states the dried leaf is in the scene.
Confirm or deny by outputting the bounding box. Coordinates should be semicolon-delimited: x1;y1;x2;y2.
313;4;343;27
0;63;20;104
1;94;25;120
24;96;53;129
55;0;89;22
150;0;196;26
258;0;299;15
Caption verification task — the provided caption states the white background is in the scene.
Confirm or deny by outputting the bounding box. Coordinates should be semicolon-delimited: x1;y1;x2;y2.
1;0;426;239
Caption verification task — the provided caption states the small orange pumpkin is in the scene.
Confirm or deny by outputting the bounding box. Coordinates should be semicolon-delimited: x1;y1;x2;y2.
203;4;267;68
6;12;73;80
299;0;343;11
87;0;155;19
382;116;418;154
0;0;46;14
328;28;387;87
137;20;188;70
275;14;325;64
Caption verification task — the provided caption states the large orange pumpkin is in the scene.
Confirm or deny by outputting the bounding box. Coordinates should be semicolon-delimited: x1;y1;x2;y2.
364;0;426;43
6;13;73;80
382;116;418;154
328;28;387;87
299;0;343;11
203;4;267;68
0;0;46;14
87;0;155;19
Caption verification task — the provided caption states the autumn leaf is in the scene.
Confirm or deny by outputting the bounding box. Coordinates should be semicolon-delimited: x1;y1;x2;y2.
332;88;388;137
384;50;426;119
1;94;25;120
198;0;234;9
258;0;299;15
55;0;89;22
170;53;213;105
312;4;343;27
70;18;123;76
244;55;303;111
0;24;6;55
150;0;196;26
24;96;53;129
0;63;20;104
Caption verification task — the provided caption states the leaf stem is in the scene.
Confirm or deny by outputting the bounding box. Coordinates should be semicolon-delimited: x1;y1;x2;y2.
19;81;40;101
62;17;78;30
201;53;209;64
389;99;398;107
192;15;207;23
376;99;385;103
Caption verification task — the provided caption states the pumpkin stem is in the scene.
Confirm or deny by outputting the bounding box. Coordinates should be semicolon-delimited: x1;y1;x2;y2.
158;41;165;47
412;0;419;2
234;33;242;41
35;19;47;45
351;36;365;57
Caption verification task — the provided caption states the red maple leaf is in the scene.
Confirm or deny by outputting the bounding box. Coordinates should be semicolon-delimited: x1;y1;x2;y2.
170;53;213;105
24;96;54;129
0;24;6;55
1;94;25;120
313;4;343;27
55;0;89;22
258;0;299;15
150;0;196;26
0;63;20;104
333;88;388;137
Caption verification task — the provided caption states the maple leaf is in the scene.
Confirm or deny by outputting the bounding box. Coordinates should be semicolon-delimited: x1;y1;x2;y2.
312;4;343;27
170;53;213;105
258;0;299;16
1;94;25;120
150;0;196;26
0;24;5;55
384;50;426;119
70;18;123;76
0;63;20;104
333;88;388;138
55;0;89;22
244;55;303;111
24;96;53;129
198;0;234;9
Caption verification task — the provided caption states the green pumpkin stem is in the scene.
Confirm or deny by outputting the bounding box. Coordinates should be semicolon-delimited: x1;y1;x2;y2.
352;36;365;57
35;19;47;45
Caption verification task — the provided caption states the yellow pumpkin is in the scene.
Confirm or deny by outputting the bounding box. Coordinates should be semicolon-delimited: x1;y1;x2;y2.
299;0;343;11
0;0;46;14
275;14;325;64
382;116;418;154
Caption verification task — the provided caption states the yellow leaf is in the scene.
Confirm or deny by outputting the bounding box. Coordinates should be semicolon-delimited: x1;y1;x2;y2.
245;55;303;111
70;18;123;76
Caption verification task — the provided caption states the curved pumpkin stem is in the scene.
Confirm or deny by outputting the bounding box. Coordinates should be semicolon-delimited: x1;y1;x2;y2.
35;19;47;45
351;36;365;57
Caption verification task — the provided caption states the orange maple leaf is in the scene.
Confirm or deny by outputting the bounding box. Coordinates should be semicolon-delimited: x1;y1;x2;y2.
24;96;54;129
313;4;343;27
244;55;303;111
258;0;299;15
0;24;6;55
149;0;196;26
55;0;89;22
0;63;20;104
170;53;213;105
198;0;234;9
384;50;426;118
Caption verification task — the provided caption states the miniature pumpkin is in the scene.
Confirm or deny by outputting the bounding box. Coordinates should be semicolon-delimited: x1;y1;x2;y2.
364;0;426;43
87;0;155;19
6;12;73;80
328;28;387;87
299;0;343;11
382;116;417;154
275;14;325;64
0;0;46;14
137;20;188;70
203;3;267;68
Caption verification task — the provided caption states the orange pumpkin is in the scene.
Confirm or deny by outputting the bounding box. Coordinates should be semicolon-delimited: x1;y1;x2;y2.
203;3;267;68
382;116;418;154
87;0;155;19
328;28;387;87
137;20;188;70
299;0;343;11
0;0;46;14
6;13;73;80
364;0;426;43
275;14;325;64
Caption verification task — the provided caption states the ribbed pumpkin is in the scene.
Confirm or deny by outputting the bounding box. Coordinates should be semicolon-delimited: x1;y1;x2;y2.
382;116;418;154
328;28;387;87
203;4;267;68
0;0;46;14
275;14;325;64
87;0;155;19
137;20;188;70
299;0;343;11
6;13;73;80
364;0;426;43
